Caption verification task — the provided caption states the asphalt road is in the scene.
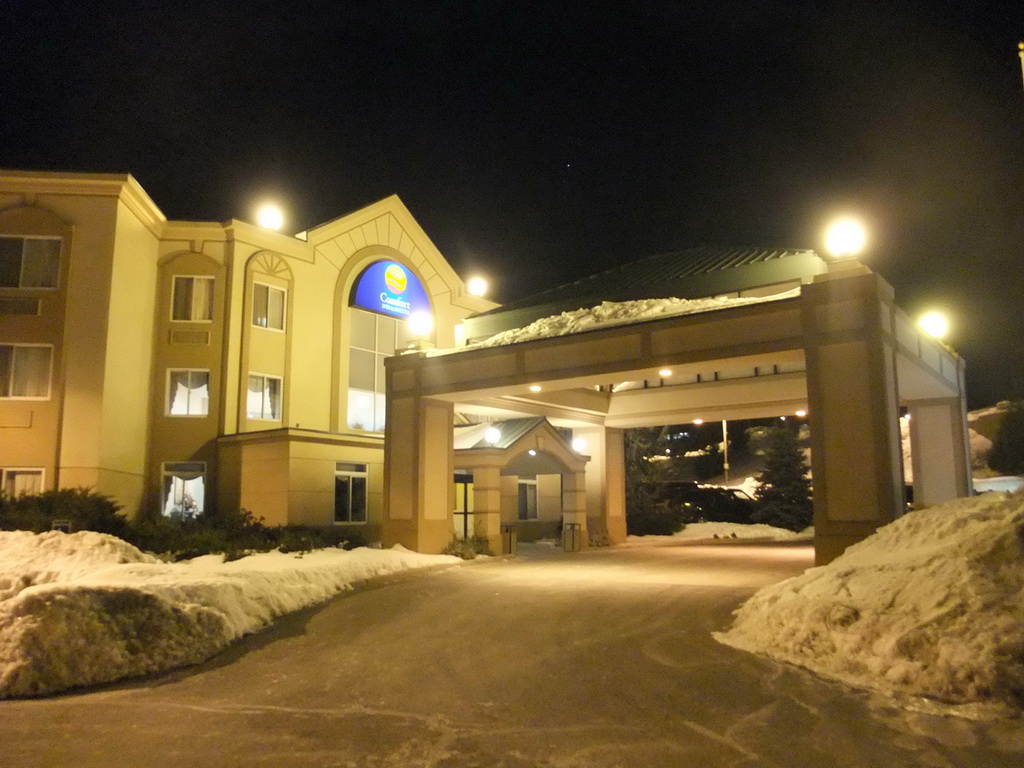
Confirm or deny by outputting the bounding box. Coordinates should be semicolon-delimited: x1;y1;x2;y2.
2;541;1022;767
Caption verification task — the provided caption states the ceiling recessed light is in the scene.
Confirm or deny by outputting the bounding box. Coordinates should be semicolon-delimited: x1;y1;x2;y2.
658;369;672;377
529;385;542;393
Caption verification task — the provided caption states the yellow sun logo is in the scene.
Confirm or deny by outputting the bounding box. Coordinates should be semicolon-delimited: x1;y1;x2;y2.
384;264;407;294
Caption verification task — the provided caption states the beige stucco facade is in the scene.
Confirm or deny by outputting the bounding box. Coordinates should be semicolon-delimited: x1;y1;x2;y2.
0;171;492;540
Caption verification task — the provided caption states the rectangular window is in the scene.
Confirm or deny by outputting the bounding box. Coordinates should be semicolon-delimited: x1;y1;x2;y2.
1;468;43;497
162;462;205;519
252;283;285;330
334;462;368;523
0;236;60;288
246;374;282;420
517;479;538;521
0;344;52;399
167;369;210;416
347;308;402;432
171;276;214;321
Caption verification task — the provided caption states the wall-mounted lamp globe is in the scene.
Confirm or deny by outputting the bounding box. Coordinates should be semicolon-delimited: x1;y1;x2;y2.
466;276;488;297
256;204;284;231
408;311;434;337
484;426;501;444
825;218;866;257
571;437;587;453
918;311;950;340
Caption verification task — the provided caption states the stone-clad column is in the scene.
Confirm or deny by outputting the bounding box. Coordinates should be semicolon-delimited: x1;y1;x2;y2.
802;271;904;565
383;355;454;553
470;465;503;555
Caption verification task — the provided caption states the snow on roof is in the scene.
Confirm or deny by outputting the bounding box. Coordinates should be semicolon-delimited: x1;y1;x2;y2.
433;288;800;355
714;490;1024;717
0;532;459;699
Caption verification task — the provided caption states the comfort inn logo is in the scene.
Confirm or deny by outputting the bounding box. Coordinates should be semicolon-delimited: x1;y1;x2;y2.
352;260;429;320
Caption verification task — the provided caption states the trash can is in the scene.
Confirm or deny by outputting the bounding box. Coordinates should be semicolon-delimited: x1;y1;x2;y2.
501;523;518;556
562;522;582;552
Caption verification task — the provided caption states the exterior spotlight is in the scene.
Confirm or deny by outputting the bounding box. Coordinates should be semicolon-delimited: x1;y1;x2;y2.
825;218;866;257
484;426;501;444
571;437;587;453
693;418;703;425
918;311;949;339
256;204;284;231
658;369;672;377
529;384;542;393
795;410;807;418
408;311;434;337
466;276;488;297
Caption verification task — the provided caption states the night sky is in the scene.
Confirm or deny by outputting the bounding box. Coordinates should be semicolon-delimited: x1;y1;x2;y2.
2;1;1022;407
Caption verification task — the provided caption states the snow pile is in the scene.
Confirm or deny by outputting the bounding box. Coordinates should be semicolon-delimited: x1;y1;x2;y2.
436;289;799;353
628;521;810;543
0;531;459;698
675;522;811;541
715;491;1024;712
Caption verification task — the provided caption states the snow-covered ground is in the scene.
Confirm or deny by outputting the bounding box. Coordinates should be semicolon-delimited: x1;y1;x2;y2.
0;532;459;699
715;489;1024;718
627;521;811;543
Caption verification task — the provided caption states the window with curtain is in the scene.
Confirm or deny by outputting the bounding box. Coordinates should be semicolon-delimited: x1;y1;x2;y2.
246;374;282;420
0;344;52;398
171;276;214;321
0;236;60;288
1;469;43;496
167;369;210;415
162;462;205;519
252;282;285;330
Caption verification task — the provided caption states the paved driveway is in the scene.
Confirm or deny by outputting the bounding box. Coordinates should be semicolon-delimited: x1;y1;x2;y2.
2;541;1022;767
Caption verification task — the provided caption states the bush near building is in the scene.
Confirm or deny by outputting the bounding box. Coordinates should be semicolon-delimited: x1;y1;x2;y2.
0;488;364;559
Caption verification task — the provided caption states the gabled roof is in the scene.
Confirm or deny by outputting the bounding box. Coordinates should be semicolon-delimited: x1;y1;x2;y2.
464;245;829;342
453;417;548;450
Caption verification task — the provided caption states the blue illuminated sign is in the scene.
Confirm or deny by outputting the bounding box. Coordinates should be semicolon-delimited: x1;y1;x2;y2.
350;260;431;319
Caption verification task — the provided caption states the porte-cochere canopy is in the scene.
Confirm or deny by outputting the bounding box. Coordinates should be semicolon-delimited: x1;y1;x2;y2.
383;250;969;564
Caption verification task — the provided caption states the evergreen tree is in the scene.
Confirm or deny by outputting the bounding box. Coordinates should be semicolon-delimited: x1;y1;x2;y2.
988;401;1024;475
624;427;680;535
752;425;813;531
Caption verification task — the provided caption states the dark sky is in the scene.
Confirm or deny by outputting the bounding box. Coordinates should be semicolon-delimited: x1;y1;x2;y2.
2;0;1022;407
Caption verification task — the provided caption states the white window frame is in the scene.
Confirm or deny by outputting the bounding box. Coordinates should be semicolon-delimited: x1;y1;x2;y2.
246;372;283;420
346;308;415;432
0;235;61;290
0;343;53;400
334;462;368;524
166;368;211;417
161;461;206;519
252;282;286;332
1;468;44;497
170;275;214;322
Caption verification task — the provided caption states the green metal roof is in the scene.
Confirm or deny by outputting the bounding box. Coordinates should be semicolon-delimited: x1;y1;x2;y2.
464;245;828;342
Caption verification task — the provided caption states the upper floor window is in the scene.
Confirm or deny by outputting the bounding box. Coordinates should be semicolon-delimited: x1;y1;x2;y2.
167;369;210;416
246;373;282;420
347;308;415;432
0;236;60;289
0;344;52;399
252;283;285;331
172;276;214;321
